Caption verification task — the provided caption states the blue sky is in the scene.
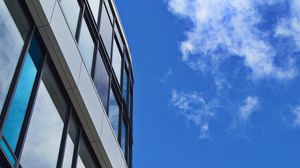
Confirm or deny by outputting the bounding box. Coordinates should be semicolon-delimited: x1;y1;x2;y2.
115;0;300;167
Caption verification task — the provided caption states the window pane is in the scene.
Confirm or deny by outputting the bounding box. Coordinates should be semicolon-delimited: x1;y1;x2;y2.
62;113;78;168
112;39;122;83
94;51;109;110
121;118;127;156
2;36;42;153
60;0;80;35
100;5;113;56
87;0;100;22
0;0;29;114
78;19;95;73
108;89;120;137
20;82;64;168
77;135;98;168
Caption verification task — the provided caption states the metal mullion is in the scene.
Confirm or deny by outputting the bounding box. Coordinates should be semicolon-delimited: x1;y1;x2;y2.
91;42;100;79
56;106;73;168
15;46;48;167
97;0;103;30
0;146;13;168
71;127;82;168
75;1;86;41
0;26;35;137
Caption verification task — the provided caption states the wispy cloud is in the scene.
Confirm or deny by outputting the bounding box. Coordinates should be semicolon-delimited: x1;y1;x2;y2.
275;0;300;48
158;69;173;84
292;106;300;127
167;0;297;81
238;96;259;122
171;89;217;139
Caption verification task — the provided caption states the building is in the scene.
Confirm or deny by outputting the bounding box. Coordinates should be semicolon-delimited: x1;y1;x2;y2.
0;0;134;167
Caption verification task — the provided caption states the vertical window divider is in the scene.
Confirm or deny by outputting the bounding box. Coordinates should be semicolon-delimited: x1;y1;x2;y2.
56;106;73;168
75;1;85;41
71;126;82;168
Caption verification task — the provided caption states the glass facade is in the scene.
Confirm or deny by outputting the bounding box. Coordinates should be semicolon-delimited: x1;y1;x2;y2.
0;0;134;167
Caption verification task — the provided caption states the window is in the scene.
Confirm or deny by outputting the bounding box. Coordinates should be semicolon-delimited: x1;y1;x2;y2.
94;51;109;110
20;59;68;168
78;18;95;73
112;39;122;83
87;0;100;22
108;88;120;137
1;36;43;165
0;0;30;115
60;0;80;35
99;4;113;56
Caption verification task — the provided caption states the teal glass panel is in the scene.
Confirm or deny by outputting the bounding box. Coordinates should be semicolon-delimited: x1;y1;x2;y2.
0;0;26;114
2;55;37;151
1;36;42;154
0;141;15;165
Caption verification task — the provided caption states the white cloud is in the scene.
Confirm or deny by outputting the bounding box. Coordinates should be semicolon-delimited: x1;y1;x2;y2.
275;0;300;48
171;89;217;139
292;106;300;127
238;96;259;122
158;69;173;84
167;0;297;81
